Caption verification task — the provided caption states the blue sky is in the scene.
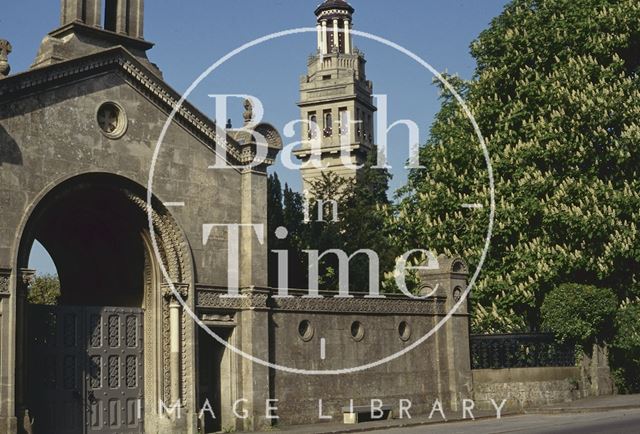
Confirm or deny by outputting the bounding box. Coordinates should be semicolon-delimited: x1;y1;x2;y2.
2;0;510;275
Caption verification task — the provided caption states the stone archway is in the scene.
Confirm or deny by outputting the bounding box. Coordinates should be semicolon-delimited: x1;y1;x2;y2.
14;173;193;434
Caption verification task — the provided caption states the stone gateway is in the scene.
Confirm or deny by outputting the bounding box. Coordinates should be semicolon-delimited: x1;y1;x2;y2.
0;1;472;433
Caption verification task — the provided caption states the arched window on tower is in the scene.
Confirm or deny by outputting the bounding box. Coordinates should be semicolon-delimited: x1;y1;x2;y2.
339;108;349;136
308;113;318;139
323;110;333;137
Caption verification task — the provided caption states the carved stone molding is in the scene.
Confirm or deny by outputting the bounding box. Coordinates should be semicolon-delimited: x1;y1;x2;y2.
195;286;446;315
161;282;189;301
271;296;446;316
196;288;269;311
200;312;236;325
0;47;278;168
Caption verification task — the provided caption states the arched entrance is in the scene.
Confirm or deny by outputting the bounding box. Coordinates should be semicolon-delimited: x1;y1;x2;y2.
15;173;191;434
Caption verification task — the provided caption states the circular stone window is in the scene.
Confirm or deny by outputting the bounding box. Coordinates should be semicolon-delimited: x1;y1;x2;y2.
350;321;365;342
398;321;411;341
453;287;463;302
97;102;127;139
298;320;314;342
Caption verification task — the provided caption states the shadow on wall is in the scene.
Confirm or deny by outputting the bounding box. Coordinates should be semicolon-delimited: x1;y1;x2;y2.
0;124;22;165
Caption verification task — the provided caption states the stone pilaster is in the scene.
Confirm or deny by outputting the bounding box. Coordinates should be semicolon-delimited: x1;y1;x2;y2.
0;268;16;434
419;256;473;411
162;282;189;408
15;269;35;431
238;287;270;431
239;170;268;289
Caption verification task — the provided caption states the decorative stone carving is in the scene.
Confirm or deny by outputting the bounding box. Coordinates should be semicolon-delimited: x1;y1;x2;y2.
162;282;189;301
0;268;11;296
0;39;11;78
20;269;36;287
195;287;446;315
272;295;446;315
243;99;253;125
196;288;271;311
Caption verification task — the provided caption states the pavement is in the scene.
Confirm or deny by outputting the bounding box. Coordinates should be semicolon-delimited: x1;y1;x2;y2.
245;394;640;434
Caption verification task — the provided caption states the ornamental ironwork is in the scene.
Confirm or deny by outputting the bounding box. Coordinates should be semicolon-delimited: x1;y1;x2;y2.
470;333;576;369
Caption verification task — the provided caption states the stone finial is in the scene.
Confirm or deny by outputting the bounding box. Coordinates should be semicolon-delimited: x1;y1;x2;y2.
0;39;12;78
243;99;253;125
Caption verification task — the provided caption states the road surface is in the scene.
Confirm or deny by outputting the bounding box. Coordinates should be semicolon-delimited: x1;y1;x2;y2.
368;408;640;433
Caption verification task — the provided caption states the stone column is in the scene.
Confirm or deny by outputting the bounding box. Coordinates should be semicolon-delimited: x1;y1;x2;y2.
61;0;84;26
343;20;351;54
419;256;472;411
128;0;144;38
116;0;129;34
333;19;339;52
321;21;328;54
84;0;102;27
316;23;323;52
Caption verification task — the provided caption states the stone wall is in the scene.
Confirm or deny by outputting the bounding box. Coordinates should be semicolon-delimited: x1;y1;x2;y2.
270;308;453;425
473;367;582;411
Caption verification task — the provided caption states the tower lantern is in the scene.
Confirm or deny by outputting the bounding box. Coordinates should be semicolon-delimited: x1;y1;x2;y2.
296;0;377;193
315;0;355;55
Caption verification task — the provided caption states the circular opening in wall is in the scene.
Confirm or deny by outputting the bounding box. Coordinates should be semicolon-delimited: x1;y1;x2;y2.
453;286;463;302
298;320;314;342
350;321;365;342
97;101;128;139
398;321;411;341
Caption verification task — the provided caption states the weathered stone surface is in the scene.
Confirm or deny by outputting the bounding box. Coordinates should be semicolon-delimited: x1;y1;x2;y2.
473;367;582;411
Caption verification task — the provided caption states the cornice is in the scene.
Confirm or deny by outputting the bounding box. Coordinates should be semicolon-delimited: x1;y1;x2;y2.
0;47;279;167
195;285;447;315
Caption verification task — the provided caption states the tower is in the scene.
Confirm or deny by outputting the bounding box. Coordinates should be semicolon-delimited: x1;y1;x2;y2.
32;0;157;74
295;0;376;193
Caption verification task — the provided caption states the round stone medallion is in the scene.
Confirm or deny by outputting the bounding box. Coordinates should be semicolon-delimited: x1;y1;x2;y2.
97;102;127;139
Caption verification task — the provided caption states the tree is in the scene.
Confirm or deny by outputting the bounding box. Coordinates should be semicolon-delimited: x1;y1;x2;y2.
267;148;396;293
392;0;640;333
267;173;309;289
27;274;60;305
541;283;617;347
611;299;640;392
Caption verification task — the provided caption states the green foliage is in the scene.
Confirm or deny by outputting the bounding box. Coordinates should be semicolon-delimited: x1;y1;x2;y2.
267;173;309;289
614;298;640;351
611;298;640;392
391;0;640;333
27;274;60;305
541;283;617;346
267;149;397;292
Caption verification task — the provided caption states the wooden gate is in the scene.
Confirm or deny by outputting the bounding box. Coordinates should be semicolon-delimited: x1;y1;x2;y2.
26;305;144;434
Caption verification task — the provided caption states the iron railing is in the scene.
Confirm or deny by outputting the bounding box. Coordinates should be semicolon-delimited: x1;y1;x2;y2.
470;333;576;369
